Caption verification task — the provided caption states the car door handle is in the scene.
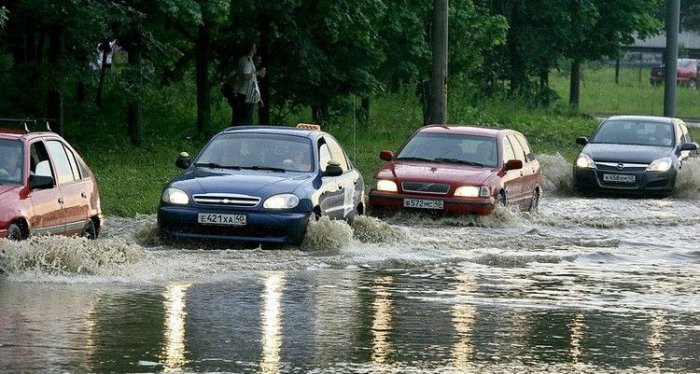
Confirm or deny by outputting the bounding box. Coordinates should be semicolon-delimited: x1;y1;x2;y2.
58;197;64;204
81;192;87;198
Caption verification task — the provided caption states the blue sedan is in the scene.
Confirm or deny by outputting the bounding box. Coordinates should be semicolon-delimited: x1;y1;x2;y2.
158;124;365;245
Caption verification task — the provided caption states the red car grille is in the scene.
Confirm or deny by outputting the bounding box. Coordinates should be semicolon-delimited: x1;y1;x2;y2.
401;182;450;194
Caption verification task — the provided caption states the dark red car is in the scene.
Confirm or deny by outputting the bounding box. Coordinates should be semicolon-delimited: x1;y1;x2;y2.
0;122;102;240
650;58;699;87
369;125;541;215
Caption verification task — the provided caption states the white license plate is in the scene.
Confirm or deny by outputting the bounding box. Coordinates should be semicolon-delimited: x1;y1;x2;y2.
603;174;635;183
403;198;444;210
197;213;247;226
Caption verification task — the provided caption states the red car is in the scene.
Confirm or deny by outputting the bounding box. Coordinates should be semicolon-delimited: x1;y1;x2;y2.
369;125;541;215
649;58;699;87
0;121;102;240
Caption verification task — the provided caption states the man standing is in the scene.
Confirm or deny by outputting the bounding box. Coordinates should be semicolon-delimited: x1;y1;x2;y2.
232;42;266;125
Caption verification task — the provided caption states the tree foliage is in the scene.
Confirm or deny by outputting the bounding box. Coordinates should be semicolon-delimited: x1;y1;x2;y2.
0;0;666;138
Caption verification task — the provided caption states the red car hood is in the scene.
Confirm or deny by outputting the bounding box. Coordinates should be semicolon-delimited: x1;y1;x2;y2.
0;184;21;196
376;161;497;185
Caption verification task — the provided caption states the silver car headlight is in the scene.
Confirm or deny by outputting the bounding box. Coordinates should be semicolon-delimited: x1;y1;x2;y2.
646;157;673;172
263;194;300;209
454;185;490;197
375;179;398;192
575;153;595;169
162;188;189;205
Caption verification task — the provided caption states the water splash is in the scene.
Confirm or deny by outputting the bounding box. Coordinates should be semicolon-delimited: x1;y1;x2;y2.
301;216;352;252
0;235;152;277
674;157;700;199
538;153;574;195
350;215;406;243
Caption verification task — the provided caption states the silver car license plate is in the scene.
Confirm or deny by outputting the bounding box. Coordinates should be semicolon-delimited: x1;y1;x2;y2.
198;213;247;226
403;198;444;210
603;174;635;183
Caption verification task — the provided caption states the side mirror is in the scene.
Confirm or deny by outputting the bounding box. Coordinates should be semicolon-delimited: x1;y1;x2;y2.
30;174;54;190
323;161;343;177
504;159;523;171
680;142;698;152
575;137;589;146
379;150;394;162
175;152;191;169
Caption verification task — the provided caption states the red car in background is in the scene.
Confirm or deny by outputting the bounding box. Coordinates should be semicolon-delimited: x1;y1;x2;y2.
0;120;102;240
649;58;699;87
369;125;542;216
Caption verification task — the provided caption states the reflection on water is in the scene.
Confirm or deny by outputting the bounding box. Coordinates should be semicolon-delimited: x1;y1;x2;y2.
371;276;394;368
450;273;476;371
162;282;191;372
260;272;284;374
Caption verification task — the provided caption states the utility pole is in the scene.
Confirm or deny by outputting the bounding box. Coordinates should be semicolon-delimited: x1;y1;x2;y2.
430;0;448;125
664;0;680;117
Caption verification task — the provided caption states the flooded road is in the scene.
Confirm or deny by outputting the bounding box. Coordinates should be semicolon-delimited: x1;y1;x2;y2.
1;155;700;373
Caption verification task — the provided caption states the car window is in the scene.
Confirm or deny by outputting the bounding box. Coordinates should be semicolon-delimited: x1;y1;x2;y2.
514;133;535;161
592;120;673;147
397;132;499;167
196;133;312;171
679;123;691;143
30;141;52;177
319;142;332;172
323;135;349;171
0;139;23;184
507;134;526;162
46;140;79;185
502;137;516;163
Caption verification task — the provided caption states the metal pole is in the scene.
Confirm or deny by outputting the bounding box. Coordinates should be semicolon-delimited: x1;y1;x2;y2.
664;0;680;117
430;0;448;125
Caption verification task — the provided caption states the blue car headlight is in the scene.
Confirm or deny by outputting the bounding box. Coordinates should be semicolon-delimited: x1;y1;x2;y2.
162;188;189;205
263;194;300;209
646;157;673;172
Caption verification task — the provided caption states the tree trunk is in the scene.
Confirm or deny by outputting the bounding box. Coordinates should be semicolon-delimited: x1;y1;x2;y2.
127;46;143;146
360;97;369;126
195;23;211;136
569;59;581;109
429;0;448;125
47;25;63;135
258;13;271;125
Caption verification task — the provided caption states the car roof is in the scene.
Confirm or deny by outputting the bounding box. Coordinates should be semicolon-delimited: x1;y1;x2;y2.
218;125;327;140
418;124;515;137
604;115;680;125
0;130;58;142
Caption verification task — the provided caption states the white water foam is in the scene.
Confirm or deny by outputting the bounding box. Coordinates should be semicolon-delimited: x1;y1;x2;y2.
537;153;574;196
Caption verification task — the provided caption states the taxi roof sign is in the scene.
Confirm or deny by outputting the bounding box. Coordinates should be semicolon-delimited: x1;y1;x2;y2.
296;123;321;131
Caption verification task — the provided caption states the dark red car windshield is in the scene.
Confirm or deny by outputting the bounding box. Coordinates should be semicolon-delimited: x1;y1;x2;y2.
397;132;499;168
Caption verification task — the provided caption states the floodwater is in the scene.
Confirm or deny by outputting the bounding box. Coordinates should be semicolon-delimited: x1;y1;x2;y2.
1;154;700;373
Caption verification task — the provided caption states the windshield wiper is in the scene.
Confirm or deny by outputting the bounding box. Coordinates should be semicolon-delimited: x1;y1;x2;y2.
396;156;433;162
194;162;242;169
241;165;286;172
434;158;485;167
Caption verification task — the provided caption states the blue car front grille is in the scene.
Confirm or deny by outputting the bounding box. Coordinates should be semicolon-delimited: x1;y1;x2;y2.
192;193;261;207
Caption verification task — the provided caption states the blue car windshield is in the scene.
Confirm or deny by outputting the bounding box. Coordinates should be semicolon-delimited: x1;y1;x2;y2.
397;132;499;168
0;139;23;184
196;133;314;172
591;121;674;147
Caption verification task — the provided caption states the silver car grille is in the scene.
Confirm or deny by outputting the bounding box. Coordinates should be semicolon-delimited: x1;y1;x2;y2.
192;193;261;207
401;182;450;195
595;162;649;172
